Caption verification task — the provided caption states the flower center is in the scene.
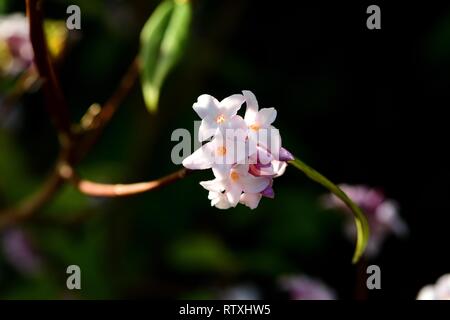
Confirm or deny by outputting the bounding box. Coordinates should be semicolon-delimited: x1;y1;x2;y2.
249;123;260;131
216;146;227;156
230;171;240;182
216;114;226;124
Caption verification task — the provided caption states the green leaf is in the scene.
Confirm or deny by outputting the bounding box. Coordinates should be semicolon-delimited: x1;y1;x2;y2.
289;158;370;263
0;0;9;13
139;0;192;113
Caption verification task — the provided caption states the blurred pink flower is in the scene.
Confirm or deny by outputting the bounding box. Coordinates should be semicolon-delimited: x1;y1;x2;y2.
1;228;42;276
0;13;34;77
322;184;408;258
279;275;337;300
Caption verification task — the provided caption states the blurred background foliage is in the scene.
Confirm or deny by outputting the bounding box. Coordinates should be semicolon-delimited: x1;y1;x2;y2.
0;0;450;299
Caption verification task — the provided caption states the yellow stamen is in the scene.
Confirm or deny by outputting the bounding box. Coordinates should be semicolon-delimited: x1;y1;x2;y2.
249;123;260;131
230;171;240;182
216;114;226;124
216;146;227;156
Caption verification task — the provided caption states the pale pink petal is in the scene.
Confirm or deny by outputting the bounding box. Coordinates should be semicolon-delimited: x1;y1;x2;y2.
208;191;232;209
219;94;245;117
240;193;262;209
233;164;250;176
227;115;248;132
258;126;281;158
212;166;231;180
241;175;271;193
256;108;277;127
200;179;226;193
193;94;220;119
243;90;259;125
272;160;288;177
198;117;218;142
182;143;213;170
257;146;273;165
215;196;232;209
417;285;436;300
226;184;242;207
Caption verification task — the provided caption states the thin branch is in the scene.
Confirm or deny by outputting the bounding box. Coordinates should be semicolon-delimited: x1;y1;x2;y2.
0;4;141;228
26;0;72;145
0;56;140;228
75;57;140;162
90;57;140;131
0;154;67;228
59;164;190;197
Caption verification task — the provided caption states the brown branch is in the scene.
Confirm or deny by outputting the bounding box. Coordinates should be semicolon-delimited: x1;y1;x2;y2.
26;0;72;145
90;57;140;131
75;57;140;162
0;56;140;228
0;152;67;228
59;164;190;197
0;5;140;228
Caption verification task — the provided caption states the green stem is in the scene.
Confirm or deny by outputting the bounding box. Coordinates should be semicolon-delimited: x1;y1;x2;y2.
289;158;370;263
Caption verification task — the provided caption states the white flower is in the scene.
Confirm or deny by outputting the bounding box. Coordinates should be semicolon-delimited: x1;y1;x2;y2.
200;164;270;208
417;274;450;300
193;93;245;142
243;90;281;158
182;115;248;174
183;91;292;210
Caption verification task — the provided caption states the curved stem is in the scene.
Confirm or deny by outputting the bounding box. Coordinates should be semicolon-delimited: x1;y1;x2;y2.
289;158;370;263
59;165;190;197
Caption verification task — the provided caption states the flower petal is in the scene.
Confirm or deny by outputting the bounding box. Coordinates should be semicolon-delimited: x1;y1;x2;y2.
208;191;232;209
261;185;275;198
182;143;213;170
200;179;226;192
272;160;288;177
198;117;218;142
241;174;271;193
219;94;245;117
212;163;233;179
243;90;259;125
279;147;294;161
257;126;281;157
193;94;220;119
226;183;242;207
256;108;277;126
240;193;262;209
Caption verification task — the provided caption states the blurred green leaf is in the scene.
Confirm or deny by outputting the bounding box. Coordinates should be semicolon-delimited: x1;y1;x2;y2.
0;0;9;13
168;234;238;273
289;158;369;263
38;223;113;298
139;0;192;112
2;275;61;299
0;130;36;201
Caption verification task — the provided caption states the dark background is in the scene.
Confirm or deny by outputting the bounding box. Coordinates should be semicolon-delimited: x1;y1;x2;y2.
0;0;449;299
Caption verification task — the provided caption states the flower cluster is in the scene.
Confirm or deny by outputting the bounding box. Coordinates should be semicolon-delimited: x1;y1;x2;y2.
322;184;408;257
182;90;293;209
279;275;337;300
